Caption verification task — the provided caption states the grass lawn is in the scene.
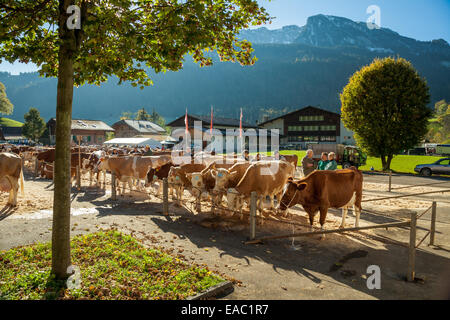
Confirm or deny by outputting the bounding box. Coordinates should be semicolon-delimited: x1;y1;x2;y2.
0;117;23;127
261;150;445;174
359;155;444;174
0;230;224;300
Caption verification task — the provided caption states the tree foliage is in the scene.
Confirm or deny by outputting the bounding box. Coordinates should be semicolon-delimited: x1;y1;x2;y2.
0;0;270;280
0;0;270;87
341;57;431;170
22;107;46;141
0;82;14;115
135;107;151;121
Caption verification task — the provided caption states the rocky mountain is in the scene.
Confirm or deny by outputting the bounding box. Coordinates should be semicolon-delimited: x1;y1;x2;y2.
240;14;449;55
1;14;449;125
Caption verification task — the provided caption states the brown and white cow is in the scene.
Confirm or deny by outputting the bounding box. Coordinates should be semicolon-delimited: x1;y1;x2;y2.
279;167;363;238
0;152;24;206
167;163;206;207
227;161;295;220
185;161;240;213
146;162;175;195
82;150;106;186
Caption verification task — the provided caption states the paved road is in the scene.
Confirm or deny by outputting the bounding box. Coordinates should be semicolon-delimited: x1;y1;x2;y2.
363;172;450;187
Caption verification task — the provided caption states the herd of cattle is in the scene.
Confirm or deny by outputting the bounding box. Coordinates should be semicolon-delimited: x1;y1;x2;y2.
0;144;364;234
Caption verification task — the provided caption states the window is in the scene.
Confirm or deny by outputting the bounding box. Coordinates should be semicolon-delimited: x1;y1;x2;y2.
438;159;450;165
288;126;302;132
304;125;319;131
320;125;336;131
299;115;324;122
320;136;336;142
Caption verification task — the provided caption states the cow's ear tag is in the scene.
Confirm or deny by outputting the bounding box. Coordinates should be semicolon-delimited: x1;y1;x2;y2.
176;176;180;180
195;176;199;180
228;188;233;192
217;172;223;177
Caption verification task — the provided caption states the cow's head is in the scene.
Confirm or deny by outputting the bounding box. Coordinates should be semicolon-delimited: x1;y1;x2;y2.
82;158;91;171
279;178;307;212
186;172;204;189
167;166;181;185
211;168;237;192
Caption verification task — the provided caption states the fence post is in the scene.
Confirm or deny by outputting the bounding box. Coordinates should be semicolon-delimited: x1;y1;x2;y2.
429;201;437;246
111;172;117;201
408;211;417;282
163;178;168;216
76;165;81;191
388;170;392;192
249;191;257;240
52;163;55;181
34;158;39;177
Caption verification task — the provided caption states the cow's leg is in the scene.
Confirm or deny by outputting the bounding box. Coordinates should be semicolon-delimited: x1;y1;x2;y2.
89;170;93;186
175;186;182;207
340;207;348;229
308;213;314;232
211;194;216;215
354;205;361;228
128;178;133;193
7;177;18;207
319;208;328;240
12;179;19;206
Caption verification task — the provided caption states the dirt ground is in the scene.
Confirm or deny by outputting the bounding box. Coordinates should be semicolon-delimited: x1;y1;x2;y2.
1;168;450;300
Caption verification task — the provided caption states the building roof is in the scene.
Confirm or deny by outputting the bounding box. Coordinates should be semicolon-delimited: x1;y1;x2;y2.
133;134;177;142
47;118;115;132
103;137;162;148
1;127;26;140
258;106;340;126
113;119;166;134
167;114;257;128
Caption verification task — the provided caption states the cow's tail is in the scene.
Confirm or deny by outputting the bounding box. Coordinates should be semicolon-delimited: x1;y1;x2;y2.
20;162;24;195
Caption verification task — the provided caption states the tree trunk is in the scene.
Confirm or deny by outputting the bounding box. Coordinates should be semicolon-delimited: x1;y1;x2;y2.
386;154;393;171
380;155;387;171
51;0;76;280
380;154;393;171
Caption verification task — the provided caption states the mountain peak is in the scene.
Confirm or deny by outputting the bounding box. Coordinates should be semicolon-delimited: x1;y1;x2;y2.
238;14;449;55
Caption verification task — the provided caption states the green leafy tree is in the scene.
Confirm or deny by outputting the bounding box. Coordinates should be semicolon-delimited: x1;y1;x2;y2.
341;57;431;171
438;106;450;139
22;107;46;141
135;107;151;121
120;111;134;120
1;0;269;280
0;82;14;115
435;100;448;116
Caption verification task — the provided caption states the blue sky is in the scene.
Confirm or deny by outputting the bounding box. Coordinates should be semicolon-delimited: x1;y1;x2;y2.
1;0;449;74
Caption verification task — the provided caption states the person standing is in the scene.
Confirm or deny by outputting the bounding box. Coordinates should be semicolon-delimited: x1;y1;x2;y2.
143;145;153;156
325;152;338;170
318;152;329;170
302;149;316;176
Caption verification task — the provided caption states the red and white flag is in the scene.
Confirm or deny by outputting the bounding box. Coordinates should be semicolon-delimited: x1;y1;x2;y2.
239;108;243;138
185;108;188;134
210;106;213;135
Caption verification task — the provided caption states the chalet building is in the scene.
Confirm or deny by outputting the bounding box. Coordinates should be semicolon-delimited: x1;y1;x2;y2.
167;113;278;152
258;106;355;148
47;118;115;145
111;119;166;138
0;126;27;143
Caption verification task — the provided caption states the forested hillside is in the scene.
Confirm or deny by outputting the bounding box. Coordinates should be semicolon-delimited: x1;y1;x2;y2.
1;15;449;125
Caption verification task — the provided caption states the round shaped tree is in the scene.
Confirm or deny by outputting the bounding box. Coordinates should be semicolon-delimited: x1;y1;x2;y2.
340;57;431;171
